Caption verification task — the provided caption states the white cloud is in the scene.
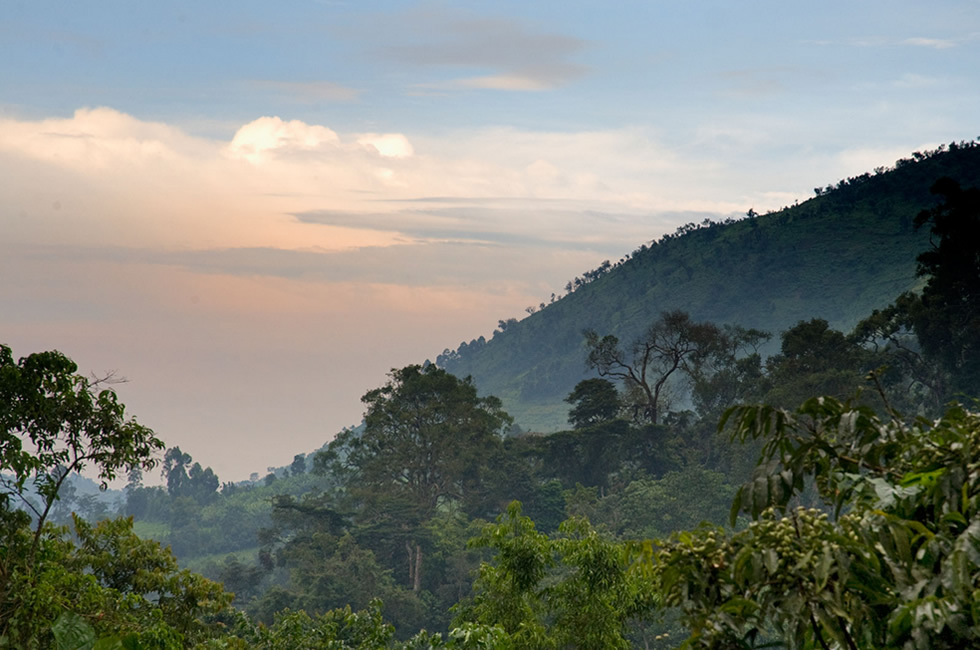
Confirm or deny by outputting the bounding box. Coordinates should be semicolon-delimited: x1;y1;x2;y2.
228;116;341;162
0;107;202;170
903;37;956;49
356;133;415;158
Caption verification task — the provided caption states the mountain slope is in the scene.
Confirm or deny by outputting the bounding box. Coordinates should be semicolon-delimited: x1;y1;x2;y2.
437;142;980;432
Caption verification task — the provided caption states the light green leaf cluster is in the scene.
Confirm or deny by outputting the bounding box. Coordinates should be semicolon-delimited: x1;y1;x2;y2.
457;502;659;649
653;398;980;648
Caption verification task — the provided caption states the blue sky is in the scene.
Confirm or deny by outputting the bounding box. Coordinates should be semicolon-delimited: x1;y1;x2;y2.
2;1;978;481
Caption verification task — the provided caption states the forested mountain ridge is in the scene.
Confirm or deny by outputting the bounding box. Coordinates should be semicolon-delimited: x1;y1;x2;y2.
437;142;980;432
5;141;980;648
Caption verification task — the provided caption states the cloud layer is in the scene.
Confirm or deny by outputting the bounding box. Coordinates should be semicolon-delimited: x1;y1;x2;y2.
2;108;770;258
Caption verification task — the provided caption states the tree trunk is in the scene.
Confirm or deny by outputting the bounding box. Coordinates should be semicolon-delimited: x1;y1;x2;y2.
406;541;423;592
406;540;414;587
413;543;423;593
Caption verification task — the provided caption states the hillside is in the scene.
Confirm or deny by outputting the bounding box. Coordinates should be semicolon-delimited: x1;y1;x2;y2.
437;141;980;432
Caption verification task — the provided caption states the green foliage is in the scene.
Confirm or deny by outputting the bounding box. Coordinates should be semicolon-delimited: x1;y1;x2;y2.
201;598;520;649
51;611;143;650
654;510;877;649
0;344;164;553
851;292;948;414
591;468;736;540
460;503;552;644
565;379;621;429
342;364;513;520
51;610;98;650
585;312;769;426
687;325;770;420
71;515;234;638
910;178;980;398
458;502;659;649
0;345;174;647
585;311;726;424
249;487;426;629
653;398;980;648
0;514;233;648
762;319;872;409
162;447;219;505
289;454;307;477
320;365;514;598
506;419;681;492
245;600;396;649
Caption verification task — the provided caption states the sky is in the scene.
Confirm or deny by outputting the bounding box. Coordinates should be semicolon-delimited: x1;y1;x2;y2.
2;1;979;484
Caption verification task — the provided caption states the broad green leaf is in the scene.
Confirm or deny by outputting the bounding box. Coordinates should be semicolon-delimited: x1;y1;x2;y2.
51;611;96;650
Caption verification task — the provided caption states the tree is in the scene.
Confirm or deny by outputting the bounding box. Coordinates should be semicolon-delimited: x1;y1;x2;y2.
591;467;735;540
654;396;980;648
70;515;233;640
851;292;948;413
290;453;307;476
351;365;512;518
0;345;247;646
162;446;219;504
330;364;512;592
186;461;219;504
687;324;769;418
564;378;621;429
584;311;726;424
857;180;980;407
763;319;870;408
458;502;658;649
911;178;980;398
162;446;193;496
1;514;234;648
0;344;164;556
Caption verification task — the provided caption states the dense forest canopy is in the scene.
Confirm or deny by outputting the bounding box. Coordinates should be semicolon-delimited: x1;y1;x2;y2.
3;144;980;648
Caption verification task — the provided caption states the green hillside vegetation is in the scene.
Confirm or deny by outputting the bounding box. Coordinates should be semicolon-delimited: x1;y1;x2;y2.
437;141;980;432
2;142;980;647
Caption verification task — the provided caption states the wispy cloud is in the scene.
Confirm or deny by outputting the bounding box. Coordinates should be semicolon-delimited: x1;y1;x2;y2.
844;34;968;50
247;80;362;103
362;8;589;91
811;34;964;50
716;67;803;98
893;73;942;88
291;205;653;250
902;36;957;49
